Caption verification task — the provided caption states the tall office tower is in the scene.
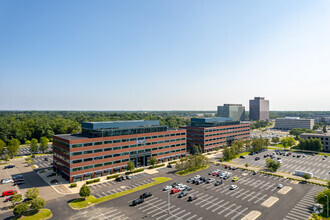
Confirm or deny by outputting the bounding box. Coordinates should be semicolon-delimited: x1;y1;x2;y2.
217;104;246;121
249;97;269;121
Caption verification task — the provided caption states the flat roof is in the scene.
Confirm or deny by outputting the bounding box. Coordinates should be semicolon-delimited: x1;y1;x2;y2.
54;134;87;141
301;133;330;137
81;120;160;130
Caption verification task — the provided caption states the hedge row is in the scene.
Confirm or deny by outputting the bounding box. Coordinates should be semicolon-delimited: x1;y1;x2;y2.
86;178;100;185
107;174;120;180
70;183;77;188
149;164;165;169
169;161;177;165
125;168;144;175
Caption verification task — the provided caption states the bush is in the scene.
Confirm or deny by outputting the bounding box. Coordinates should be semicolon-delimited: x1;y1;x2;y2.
149;164;165;169
169;161;177;165
86;178;100;184
107;174;119;180
70;183;77;188
125;168;144;175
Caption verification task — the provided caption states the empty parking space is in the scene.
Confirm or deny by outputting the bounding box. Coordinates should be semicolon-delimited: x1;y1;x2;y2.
32;155;53;169
233;150;330;180
18;146;52;156
71;207;131;220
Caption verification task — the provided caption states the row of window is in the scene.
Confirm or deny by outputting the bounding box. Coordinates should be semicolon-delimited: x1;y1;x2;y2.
151;148;186;157
205;129;250;137
204;136;249;146
70;133;186;148
205;132;250;142
205;126;250;133
54;152;70;163
71;159;129;172
70;142;186;156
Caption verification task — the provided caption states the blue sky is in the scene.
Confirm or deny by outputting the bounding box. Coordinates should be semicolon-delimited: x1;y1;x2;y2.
1;0;330;111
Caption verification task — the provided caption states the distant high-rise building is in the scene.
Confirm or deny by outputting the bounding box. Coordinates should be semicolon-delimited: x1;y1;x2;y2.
217;104;245;121
249;97;269;121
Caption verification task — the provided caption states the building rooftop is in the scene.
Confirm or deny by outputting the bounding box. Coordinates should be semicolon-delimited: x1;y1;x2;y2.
301;133;330;137
81;120;160;130
54;134;87;141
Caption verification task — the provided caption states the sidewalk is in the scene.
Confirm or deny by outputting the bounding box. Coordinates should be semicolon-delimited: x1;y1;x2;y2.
220;161;328;186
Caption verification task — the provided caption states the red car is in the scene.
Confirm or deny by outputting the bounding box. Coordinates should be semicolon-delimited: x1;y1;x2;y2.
4;196;14;202
2;190;17;197
171;188;180;194
212;172;218;176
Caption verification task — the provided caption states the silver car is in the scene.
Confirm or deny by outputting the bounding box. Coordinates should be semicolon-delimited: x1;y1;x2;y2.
1;179;14;184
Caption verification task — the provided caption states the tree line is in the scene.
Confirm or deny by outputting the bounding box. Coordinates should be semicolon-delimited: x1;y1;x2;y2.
0;111;190;144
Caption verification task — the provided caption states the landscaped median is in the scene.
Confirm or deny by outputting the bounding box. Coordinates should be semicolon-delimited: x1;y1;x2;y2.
69;177;171;210
176;165;209;176
13;209;53;220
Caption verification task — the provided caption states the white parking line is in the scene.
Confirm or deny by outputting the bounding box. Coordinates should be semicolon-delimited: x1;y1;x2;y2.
230;207;248;220
218;203;236;215
224;205;241;217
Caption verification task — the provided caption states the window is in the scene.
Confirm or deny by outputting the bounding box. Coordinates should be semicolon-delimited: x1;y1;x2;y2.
130;151;137;155
94;163;103;168
113;154;121;157
72;144;82;148
138;150;144;153
104;140;112;144
130;138;137;141
94;156;103;160
83;165;93;170
84;158;93;162
72;159;82;164
122;159;129;162
113;160;121;164
94;142;103;145
122;152;129;155
113;140;121;143
83;143;93;147
104;147;112;151
72;167;82;171
94;149;103;153
145;149;151;152
104;155;112;159
72;152;82;156
122;146;129;149
104;162;112;166
113;146;121;150
84;150;93;154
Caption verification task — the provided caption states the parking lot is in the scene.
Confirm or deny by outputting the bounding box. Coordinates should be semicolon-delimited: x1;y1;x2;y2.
107;164;324;220
233;150;330;180
32;155;53;169
18;146;52;156
90;173;153;198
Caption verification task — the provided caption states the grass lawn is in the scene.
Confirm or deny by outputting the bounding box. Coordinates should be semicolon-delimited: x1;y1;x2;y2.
12;156;24;159
69;177;171;209
176;165;209;176
14;209;52;220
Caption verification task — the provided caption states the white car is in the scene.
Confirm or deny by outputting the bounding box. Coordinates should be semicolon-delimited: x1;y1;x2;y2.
1;179;13;184
163;185;172;191
277;184;283;189
194;175;201;179
230;185;237;190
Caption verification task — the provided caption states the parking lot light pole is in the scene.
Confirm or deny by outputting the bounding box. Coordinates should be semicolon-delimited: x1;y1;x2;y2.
168;193;170;214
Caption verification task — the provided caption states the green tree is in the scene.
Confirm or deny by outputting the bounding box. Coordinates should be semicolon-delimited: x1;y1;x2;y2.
313;124;320;130
289;128;315;139
303;173;311;180
39;137;49;153
11;194;22;206
0;139;6;158
189;144;202;155
13;202;29;217
265;158;281;172
25;187;39;200
271;137;280;143
30;138;38;154
30;197;46;212
328;181;330;189
79;184;91;200
25;140;31;145
214;146;220;152
245;163;249;167
127;161;135;173
314;189;330;216
323;126;327;134
7;138;20;158
149;157;157;166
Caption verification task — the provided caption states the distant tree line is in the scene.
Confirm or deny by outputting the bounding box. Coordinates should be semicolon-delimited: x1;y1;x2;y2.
294;138;323;151
0;111;191;144
250;120;271;130
289;128;316;139
269;111;330;119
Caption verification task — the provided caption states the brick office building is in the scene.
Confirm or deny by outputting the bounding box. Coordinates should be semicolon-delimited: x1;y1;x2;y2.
181;118;250;153
53;120;186;182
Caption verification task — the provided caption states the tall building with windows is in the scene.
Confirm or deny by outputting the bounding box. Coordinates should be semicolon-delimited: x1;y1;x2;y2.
180;117;250;153
53;120;186;182
249;97;270;121
217;104;245;121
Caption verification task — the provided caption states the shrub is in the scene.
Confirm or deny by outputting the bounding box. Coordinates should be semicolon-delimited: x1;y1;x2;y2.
169;161;177;165
93;178;100;183
107;174;119;180
70;183;77;187
86;180;93;185
125;168;145;175
149;164;165;169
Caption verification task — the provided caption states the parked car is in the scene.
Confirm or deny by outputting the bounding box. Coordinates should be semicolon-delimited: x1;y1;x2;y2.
167;164;172;168
132;198;144;206
207;178;215;183
115;177;123;182
140;192;152;199
12;175;24;180
255;157;260;161
230;185;237;190
163;186;172;191
232;167;237;170
194;175;201;179
195;180;203;185
253;171;258;175
188;195;197;201
187;178;193;183
171;188;180;194
2;190;17;197
1;179;13;184
277;184;283;189
240;156;246;159
232;177;238;182
44;157;49;161
249;152;255;156
184;186;192;191
214;180;222;186
4;196;14;202
4;165;15;169
178;190;188;198
126;175;132;180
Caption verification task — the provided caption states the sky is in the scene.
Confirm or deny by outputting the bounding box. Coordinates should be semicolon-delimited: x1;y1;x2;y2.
1;0;330;111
